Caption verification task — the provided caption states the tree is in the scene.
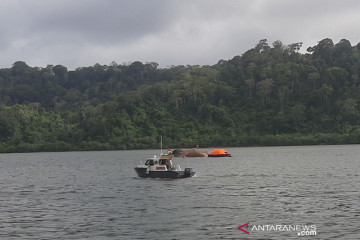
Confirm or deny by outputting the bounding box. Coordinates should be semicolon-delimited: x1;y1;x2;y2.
319;84;333;105
0;116;14;140
334;39;353;70
245;79;255;100
256;78;274;103
327;67;349;88
52;65;68;78
287;42;303;53
308;71;320;90
255;39;270;52
12;61;30;76
307;38;334;66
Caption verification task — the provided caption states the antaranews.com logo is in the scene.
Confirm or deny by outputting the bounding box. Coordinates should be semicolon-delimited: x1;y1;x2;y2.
238;222;317;236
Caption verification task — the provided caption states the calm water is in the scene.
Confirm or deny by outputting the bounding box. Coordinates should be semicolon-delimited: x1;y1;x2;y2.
0;145;359;239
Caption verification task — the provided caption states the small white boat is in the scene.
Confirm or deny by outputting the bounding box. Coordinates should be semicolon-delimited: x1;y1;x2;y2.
134;154;195;179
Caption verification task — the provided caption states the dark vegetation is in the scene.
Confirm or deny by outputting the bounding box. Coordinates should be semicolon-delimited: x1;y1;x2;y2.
1;38;360;152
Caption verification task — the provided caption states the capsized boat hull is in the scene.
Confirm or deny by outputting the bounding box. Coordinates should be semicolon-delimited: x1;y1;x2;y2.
134;167;195;179
172;148;208;157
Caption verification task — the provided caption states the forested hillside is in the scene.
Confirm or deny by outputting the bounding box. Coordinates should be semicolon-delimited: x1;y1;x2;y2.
1;38;360;152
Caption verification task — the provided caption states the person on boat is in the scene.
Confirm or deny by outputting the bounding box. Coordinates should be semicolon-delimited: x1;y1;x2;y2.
167;159;173;170
159;159;168;169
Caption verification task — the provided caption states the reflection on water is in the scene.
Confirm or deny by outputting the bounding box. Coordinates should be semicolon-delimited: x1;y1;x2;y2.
0;145;359;239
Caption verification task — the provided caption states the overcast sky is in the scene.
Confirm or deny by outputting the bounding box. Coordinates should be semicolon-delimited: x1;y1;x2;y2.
1;0;360;70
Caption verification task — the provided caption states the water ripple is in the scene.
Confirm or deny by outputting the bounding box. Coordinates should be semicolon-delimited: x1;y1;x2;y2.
0;146;359;239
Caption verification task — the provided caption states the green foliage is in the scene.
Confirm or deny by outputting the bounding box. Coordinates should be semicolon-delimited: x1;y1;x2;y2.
1;38;360;152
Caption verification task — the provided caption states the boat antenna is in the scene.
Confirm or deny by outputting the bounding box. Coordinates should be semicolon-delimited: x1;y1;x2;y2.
160;135;163;154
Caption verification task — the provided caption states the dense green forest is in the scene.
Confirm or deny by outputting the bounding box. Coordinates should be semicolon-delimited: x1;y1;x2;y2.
1;38;360;152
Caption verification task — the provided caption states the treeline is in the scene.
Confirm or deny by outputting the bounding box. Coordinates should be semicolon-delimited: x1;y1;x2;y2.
1;38;360;152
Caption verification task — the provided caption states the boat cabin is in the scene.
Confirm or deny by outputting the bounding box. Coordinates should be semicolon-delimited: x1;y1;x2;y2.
144;157;173;170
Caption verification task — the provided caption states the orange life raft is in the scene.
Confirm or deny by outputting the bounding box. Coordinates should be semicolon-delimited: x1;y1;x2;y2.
208;149;232;157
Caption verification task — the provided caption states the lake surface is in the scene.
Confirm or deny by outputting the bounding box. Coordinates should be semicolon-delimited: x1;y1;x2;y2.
0;145;359;239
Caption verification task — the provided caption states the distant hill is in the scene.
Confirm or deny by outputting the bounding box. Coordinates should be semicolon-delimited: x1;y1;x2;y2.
1;38;360;152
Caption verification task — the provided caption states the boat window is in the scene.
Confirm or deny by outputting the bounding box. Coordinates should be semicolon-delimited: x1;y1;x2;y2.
145;159;154;166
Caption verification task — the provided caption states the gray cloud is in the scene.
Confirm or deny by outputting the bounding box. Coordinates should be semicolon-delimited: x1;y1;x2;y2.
0;0;360;69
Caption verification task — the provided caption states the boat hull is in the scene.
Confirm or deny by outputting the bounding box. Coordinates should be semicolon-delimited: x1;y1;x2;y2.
134;167;195;179
208;154;232;157
172;148;208;157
